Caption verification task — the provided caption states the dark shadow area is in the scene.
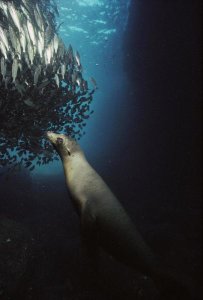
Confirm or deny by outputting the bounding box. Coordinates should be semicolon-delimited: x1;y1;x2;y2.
120;0;202;298
0;171;158;300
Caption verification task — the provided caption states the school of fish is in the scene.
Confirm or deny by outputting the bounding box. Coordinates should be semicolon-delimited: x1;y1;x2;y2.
0;0;97;172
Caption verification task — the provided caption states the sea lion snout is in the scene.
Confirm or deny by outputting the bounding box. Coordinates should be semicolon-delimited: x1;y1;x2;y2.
46;131;56;143
46;131;64;145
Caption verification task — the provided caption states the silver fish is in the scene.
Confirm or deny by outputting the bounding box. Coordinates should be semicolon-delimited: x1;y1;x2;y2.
12;58;18;83
24;98;35;108
75;50;81;67
44;44;52;65
35;3;45;32
20;4;30;20
38;79;49;90
90;76;98;89
0;27;10;51
4;76;10;89
0;2;8;17
57;38;65;58
71;70;77;84
37;31;44;57
0;41;8;59
9;26;17;51
67;44;74;62
45;24;53;47
27;19;37;46
0;57;6;80
27;42;34;65
15;37;22;58
24;52;31;68
18;62;22;72
34;6;44;31
8;3;21;33
54;73;59;88
76;72;82;87
34;65;41;85
53;34;59;54
19;29;27;52
23;23;31;45
61;64;66;79
76;77;82;87
15;80;25;96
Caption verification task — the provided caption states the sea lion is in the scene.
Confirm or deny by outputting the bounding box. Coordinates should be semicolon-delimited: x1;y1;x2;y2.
46;131;192;299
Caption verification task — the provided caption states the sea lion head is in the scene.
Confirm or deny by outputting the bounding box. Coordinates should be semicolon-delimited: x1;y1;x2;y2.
46;131;81;160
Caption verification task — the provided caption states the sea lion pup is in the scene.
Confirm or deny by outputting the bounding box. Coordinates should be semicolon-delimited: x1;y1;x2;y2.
46;131;192;299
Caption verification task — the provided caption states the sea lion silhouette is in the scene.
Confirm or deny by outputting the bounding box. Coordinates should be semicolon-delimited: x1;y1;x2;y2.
46;131;193;299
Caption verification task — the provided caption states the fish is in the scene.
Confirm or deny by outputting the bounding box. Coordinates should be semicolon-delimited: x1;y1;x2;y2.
38;79;50;90
18;62;22;72
0;57;6;80
73;117;82;123
34;65;42;85
54;73;59;88
12;58;19;83
7;3;21;33
0;27;9;51
81;114;89;119
45;24;53;47
27;19;37;46
75;50;81;67
0;41;8;59
9;25;17;51
82;80;88;92
76;76;82;87
0;2;8;18
67;44;74;62
52;1;59;17
60;63;66;79
71;70;78;84
15;36;22;58
19;29;27;53
15;80;25;95
20;4;30;21
90;76;98;89
44;43;52;65
25;161;32;168
57;38;65;58
37;31;44;58
53;33;59;54
34;4;44;32
0;0;96;171
24;98;36;108
29;165;35;171
23;22;31;47
27;41;34;65
24;52;31;68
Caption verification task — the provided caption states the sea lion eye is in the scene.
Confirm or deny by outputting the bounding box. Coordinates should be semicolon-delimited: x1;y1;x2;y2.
67;149;71;156
57;137;63;144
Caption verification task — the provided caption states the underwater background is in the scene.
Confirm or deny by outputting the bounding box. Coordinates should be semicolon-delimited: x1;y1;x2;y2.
0;1;202;299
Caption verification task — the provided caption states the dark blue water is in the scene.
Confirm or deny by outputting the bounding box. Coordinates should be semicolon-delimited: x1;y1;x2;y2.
0;1;202;299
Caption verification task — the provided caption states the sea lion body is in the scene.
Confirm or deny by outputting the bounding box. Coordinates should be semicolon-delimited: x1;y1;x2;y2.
46;132;192;299
47;132;161;276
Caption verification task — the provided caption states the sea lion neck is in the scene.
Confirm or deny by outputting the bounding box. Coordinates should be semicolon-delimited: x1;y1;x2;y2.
61;148;85;164
62;151;89;211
